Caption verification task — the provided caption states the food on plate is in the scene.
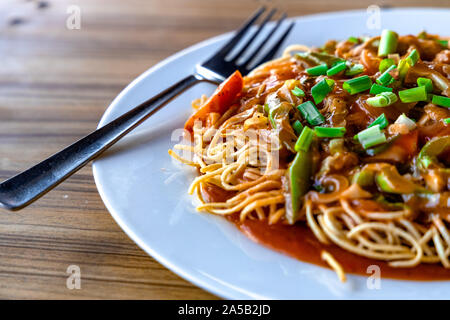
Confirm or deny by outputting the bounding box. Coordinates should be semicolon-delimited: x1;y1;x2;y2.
169;30;450;281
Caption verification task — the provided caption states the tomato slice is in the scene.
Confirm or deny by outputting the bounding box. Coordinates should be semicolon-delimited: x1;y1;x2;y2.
184;70;243;132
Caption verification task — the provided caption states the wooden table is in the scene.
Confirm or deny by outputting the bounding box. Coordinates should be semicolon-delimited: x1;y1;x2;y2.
0;0;447;299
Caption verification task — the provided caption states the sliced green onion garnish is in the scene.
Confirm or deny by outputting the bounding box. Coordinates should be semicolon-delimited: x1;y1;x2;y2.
380;92;398;104
314;126;346;138
291;86;305;97
263;103;269;115
443;118;450;124
311;78;334;104
397;58;410;80
437;40;449;48
343;75;372;95
292;120;304;135
395;113;416;131
306;64;328;76
378;30;398;57
326;61;347;76
417;77;433;93
297;101;325;125
407;49;420;66
356;125;387;149
348;36;359;44
397;50;419;81
345;63;364;76
368;113;389;129
370;83;393;95
399;86;428;103
294;126;314;152
366;92;398;107
432;95;450;108
379;58;395;73
366;95;389;108
376;65;396;86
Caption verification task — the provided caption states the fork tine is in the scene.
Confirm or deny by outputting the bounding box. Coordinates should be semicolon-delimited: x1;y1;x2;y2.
213;7;266;58
229;8;277;62
239;13;287;69
249;21;295;69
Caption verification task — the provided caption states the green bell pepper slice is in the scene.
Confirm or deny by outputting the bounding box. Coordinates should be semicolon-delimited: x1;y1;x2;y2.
417;135;450;171
352;169;375;187
285;149;312;224
375;165;425;194
353;163;424;194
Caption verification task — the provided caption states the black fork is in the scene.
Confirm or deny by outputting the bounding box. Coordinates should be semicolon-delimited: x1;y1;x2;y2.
0;7;295;210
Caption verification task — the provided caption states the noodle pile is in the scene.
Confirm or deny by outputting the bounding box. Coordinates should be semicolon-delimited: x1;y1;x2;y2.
169;31;450;280
170;104;287;224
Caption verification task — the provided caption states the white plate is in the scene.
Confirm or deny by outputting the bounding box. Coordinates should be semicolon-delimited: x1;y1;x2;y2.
93;8;450;299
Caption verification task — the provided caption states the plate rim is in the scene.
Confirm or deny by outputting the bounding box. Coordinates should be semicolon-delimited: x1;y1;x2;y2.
92;7;450;300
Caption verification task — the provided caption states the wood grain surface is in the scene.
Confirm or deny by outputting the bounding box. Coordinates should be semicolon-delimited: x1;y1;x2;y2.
0;0;447;300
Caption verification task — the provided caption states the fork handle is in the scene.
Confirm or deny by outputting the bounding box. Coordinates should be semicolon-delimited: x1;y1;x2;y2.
0;74;202;210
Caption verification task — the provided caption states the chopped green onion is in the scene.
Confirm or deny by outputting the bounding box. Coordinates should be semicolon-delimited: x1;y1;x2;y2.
306;64;328;76
417;77;433;93
397;58;410;80
291;86;305;97
294;126;314;152
314;126;346;138
399;86;428;103
437;40;448;48
380;92;397;104
297;101;325;125
311;78;334;104
366;95;388;108
348;36;359;44
378;30;398;57
326;61;347;76
345;63;364;76
263;103;269;115
395;113;416;131
292;120;304;135
443;118;450;124
407;49;420;66
397;50;420;81
376;65;397;86
370;83;393;95
379;58;395;73
343;75;372;95
432;95;450;108
365;141;393;156
368;113;389;129
366;92;398;107
356;125;387;149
